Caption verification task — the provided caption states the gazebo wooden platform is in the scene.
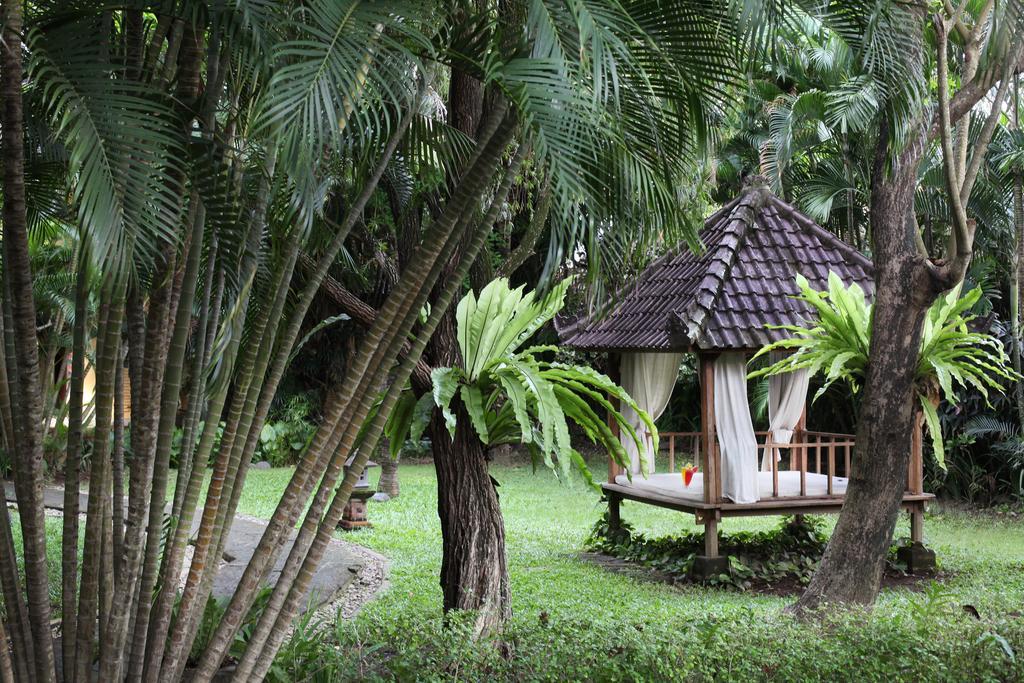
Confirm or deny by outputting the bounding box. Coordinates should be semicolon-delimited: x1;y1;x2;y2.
562;178;935;576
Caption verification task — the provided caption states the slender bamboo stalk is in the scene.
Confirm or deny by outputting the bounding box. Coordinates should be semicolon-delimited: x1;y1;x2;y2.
0;287;15;451
247;135;529;683
172;234;218;517
0;299;32;683
99;467;114;652
1;0;56;676
119;23;212;678
159;236;302;679
205;83;424;596
112;355;126;580
73;274;126;681
115;192;207;683
0;485;29;683
142;147;277;680
194;103;511;679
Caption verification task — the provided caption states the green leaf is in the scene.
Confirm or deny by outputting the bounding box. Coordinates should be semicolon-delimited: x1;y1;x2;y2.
919;395;945;471
409;392;435;444
460;384;490;444
260;424;276;444
431;367;462;438
383;390;417;460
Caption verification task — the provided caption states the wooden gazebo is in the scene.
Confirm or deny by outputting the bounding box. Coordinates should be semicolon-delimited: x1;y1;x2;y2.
562;178;934;577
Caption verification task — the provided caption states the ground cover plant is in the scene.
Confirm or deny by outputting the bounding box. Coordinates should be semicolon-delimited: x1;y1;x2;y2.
587;512;844;591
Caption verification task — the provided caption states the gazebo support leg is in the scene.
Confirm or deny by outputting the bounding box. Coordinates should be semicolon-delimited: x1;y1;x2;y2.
897;503;935;574
691;515;729;581
608;493;621;531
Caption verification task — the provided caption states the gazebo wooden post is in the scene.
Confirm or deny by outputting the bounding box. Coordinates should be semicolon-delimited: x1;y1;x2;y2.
606;353;622;485
605;353;623;530
692;352;728;580
793;406;807;471
896;408;936;573
699;353;719;506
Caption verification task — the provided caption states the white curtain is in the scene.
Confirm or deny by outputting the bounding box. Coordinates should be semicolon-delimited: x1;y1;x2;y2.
760;351;810;471
618;352;683;475
713;352;759;504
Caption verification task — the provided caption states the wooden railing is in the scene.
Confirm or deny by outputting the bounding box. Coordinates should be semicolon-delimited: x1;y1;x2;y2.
762;430;855;498
632;424;923;504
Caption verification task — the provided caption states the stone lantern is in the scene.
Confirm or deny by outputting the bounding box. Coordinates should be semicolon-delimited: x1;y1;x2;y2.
340;456;377;530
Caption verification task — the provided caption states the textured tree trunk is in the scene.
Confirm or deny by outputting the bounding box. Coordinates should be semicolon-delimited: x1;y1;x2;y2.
424;48;514;637
794;108;936;610
61;252;88;679
1;1;57;678
112;356;126;579
793;256;929;609
433;405;511;637
0;618;14;683
378;451;401;498
74;275;125;681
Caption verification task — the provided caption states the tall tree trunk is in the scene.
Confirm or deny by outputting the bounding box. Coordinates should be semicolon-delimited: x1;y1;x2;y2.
1;0;57;678
434;405;511;636
73;276;125;681
793;258;928;608
112;355;126;579
0;298;32;683
424;52;509;635
0;618;14;683
794;110;935;610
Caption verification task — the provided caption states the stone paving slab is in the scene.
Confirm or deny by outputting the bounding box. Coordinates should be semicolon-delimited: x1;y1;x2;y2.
4;481;362;610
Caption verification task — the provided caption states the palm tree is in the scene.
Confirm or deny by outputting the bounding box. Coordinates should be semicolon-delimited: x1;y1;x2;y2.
0;0;796;679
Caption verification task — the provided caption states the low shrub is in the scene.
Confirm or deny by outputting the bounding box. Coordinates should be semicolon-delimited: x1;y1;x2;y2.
254;395;317;467
586;511;908;591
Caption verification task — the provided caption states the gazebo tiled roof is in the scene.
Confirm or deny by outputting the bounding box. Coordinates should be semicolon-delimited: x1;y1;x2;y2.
562;179;875;352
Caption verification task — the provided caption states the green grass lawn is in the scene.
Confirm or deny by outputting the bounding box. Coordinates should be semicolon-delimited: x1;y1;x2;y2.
229;461;1024;682
7;462;1024;680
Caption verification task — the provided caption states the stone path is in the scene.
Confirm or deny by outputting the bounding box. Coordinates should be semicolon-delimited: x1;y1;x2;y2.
3;482;365;611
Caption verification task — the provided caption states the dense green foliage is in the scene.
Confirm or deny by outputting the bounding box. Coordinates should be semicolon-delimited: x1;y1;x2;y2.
752;274;1019;468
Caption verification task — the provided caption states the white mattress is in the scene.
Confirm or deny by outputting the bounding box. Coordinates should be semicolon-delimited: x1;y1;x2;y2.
613;471;848;503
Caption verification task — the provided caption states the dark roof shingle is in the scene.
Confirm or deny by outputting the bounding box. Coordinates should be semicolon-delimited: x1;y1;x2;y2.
562;182;874;352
